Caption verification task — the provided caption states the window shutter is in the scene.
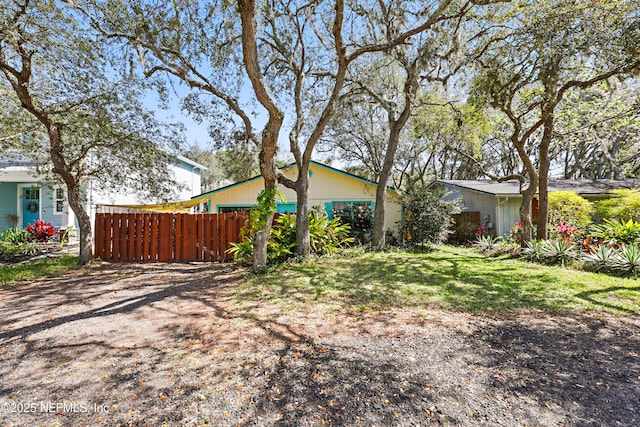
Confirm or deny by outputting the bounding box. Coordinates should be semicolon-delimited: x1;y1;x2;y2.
324;202;333;220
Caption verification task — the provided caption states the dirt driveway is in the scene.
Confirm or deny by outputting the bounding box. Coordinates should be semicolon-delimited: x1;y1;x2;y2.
1;262;639;426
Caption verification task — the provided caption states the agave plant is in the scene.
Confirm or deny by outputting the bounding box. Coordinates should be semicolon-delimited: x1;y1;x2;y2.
521;240;546;262
610;244;640;276
539;240;579;265
581;245;620;273
473;235;503;254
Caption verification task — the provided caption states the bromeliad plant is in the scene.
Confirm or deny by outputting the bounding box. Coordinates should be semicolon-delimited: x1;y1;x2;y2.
26;219;55;242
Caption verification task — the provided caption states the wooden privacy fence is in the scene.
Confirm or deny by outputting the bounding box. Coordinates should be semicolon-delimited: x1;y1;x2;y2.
450;211;482;242
94;213;249;262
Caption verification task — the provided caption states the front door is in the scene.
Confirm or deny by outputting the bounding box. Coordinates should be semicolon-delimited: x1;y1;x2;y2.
22;186;40;228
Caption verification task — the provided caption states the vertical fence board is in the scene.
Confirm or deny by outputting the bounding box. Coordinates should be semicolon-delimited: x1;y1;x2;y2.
95;214;104;259
174;214;182;262
134;215;143;261
158;213;172;262
150;214;159;262
127;214;135;261
141;214;149;262
106;214;113;260
212;215;219;261
219;214;226;261
184;214;197;261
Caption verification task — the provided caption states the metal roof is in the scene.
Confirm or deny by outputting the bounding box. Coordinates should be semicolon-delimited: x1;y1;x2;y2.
432;179;640;197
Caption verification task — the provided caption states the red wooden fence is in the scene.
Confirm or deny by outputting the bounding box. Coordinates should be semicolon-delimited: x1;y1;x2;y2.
94;213;249;262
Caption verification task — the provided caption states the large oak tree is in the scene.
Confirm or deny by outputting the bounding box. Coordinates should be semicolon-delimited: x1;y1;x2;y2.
0;0;182;265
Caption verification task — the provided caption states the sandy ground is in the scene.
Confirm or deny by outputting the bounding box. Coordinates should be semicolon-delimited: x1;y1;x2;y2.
1;262;639;426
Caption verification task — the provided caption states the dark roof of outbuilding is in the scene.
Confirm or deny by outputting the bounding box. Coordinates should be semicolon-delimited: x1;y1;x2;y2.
431;179;640;197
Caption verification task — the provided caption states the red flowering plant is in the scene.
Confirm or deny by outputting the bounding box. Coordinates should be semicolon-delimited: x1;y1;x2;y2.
511;221;523;240
475;223;489;238
26;219;55;242
552;223;581;244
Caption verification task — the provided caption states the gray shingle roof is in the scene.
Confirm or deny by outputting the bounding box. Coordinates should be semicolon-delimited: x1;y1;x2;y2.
433;179;640;196
0;158;36;168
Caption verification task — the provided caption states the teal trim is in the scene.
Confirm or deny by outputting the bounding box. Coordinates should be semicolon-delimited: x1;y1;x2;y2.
193;175;264;199
276;202;297;213
324;202;333;220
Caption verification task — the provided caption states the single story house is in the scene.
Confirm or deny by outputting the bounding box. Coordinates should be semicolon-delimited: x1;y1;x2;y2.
0;155;205;231
192;161;403;237
430;179;640;237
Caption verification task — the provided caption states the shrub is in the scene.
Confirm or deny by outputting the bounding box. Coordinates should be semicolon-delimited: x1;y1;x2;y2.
0;240;39;256
26;219;55;242
402;186;462;247
547;191;594;229
551;223;582;243
0;227;32;244
0;227;40;257
595;189;640;223
590;219;640;246
228;212;354;263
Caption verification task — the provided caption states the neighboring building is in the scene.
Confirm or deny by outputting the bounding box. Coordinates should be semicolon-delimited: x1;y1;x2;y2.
192;161;403;237
0;155;205;231
430;179;640;237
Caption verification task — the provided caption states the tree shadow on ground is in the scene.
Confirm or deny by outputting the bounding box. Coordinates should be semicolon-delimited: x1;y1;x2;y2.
0;261;638;426
469;313;640;427
250;251;639;315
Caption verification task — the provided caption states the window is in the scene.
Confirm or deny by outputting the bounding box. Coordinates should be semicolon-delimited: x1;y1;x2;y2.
331;201;374;238
25;187;40;200
218;206;254;214
54;188;65;214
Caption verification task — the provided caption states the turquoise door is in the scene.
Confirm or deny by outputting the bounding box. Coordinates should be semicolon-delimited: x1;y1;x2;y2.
22;187;40;228
276;202;297;213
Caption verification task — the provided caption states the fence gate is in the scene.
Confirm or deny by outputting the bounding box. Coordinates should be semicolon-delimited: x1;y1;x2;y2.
94;213;249;262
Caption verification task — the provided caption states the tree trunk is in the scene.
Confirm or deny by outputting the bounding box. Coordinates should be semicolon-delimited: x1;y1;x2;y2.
238;0;284;271
252;155;278;272
536;115;553;240
66;180;93;265
519;181;537;246
372;65;418;251
295;170;310;257
1;59;95;265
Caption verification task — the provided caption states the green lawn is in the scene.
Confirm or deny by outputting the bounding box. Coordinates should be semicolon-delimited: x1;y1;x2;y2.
237;246;640;315
0;256;78;286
